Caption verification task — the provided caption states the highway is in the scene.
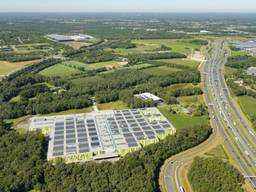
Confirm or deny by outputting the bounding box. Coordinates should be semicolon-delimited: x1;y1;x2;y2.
162;41;256;192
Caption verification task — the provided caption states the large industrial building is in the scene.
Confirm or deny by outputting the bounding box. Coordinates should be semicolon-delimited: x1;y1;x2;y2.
46;33;94;42
30;108;176;163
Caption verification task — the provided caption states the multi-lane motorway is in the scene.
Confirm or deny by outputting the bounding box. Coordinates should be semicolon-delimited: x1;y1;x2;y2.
162;41;256;192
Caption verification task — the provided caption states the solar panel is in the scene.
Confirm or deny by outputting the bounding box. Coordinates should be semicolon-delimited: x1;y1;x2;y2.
66;139;76;144
155;129;165;134
152;125;162;129
78;138;88;142
79;148;90;153
79;143;89;148
53;145;64;151
54;140;64;145
91;142;100;148
66;134;76;139
128;142;138;147
52;151;64;156
54;135;64;140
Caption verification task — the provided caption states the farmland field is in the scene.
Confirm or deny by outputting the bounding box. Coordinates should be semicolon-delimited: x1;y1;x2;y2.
0;60;38;77
141;66;181;76
39;63;81;77
159;107;209;129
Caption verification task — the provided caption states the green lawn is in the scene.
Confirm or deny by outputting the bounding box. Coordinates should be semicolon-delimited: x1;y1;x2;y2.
156;58;199;68
159;107;209;129
141;66;181;76
236;96;256;120
97;101;129;110
39;63;81;77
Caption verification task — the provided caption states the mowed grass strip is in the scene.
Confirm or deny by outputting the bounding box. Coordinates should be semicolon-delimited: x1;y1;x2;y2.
159;107;209;129
141;66;181;76
39;63;81;77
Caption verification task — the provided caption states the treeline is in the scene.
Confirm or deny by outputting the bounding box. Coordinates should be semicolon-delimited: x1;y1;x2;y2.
128;52;186;64
0;52;42;62
0;120;212;192
226;55;256;69
108;40;136;49
188;157;244;192
190;39;208;46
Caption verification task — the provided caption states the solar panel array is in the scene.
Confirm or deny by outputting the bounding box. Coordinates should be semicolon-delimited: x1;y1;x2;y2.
30;108;175;161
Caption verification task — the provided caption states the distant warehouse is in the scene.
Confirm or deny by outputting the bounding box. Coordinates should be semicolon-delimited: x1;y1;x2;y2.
47;33;94;42
29;108;176;163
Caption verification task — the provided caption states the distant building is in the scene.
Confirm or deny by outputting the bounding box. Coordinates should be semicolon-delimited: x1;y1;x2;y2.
47;33;93;42
234;79;244;86
135;92;162;102
200;30;210;34
247;67;256;76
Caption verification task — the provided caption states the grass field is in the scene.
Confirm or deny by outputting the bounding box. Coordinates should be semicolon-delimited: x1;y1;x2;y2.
224;66;238;75
159;107;209;129
133;39;201;54
236;96;256;120
97;101;129;110
156;58;199;68
0;60;38;77
205;145;229;160
177;95;204;105
110;39;200;55
39;63;81;77
141;66;181;76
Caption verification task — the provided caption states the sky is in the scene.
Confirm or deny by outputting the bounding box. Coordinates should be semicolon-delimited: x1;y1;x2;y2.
1;0;256;13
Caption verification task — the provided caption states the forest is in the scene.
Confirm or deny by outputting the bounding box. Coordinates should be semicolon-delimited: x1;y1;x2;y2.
0;119;212;192
188;157;244;192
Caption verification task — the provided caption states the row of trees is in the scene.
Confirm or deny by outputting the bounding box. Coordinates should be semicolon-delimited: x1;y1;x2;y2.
0;120;212;192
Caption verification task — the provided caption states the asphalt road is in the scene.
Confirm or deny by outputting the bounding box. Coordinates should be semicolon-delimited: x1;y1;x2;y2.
162;41;256;192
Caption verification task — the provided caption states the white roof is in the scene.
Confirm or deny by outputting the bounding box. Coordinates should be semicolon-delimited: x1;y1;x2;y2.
135;92;161;101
